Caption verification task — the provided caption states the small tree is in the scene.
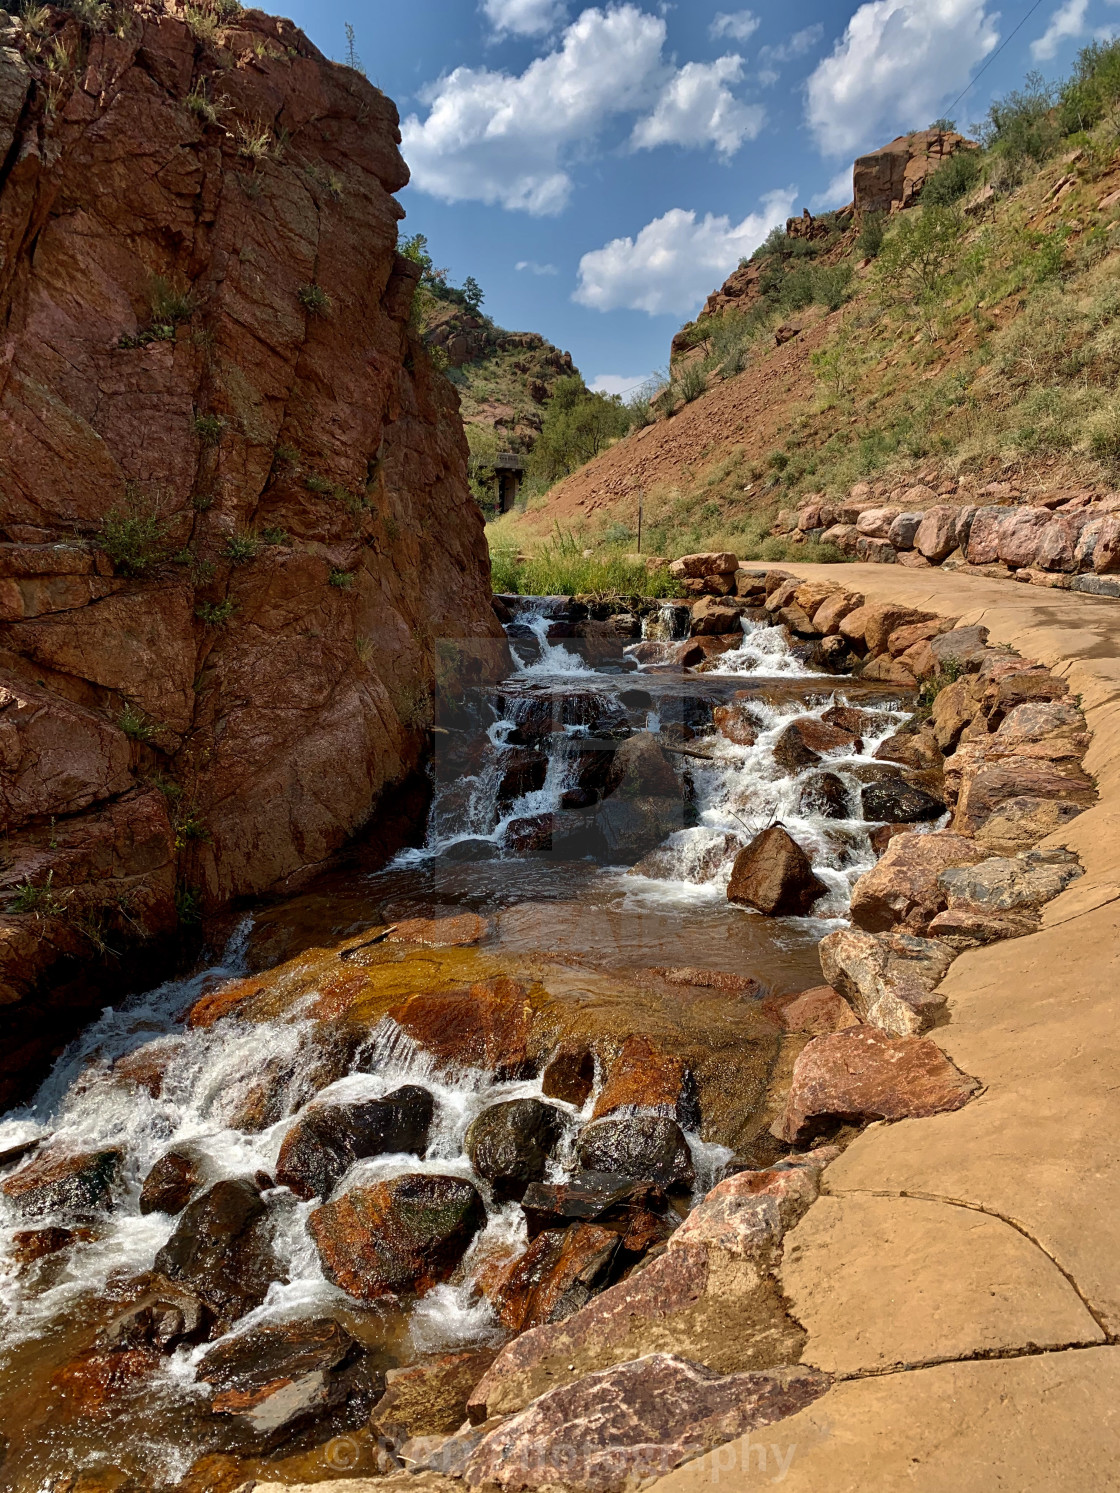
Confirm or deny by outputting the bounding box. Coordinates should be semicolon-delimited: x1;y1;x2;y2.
877;206;963;335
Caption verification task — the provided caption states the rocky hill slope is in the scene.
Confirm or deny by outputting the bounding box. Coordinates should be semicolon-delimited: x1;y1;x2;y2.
0;0;500;1099
498;97;1120;562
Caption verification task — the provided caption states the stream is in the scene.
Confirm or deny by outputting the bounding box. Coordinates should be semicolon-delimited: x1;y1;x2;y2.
0;597;917;1490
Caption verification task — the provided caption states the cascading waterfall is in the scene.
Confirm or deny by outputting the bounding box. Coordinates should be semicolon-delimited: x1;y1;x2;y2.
0;591;923;1487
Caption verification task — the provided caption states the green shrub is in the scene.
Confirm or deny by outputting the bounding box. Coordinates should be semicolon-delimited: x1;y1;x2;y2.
328;567;353;587
8;871;68;917
673;362;707;405
261;526;289;545
856;210;886;259
185;88;220;126
528;376;630;484
99;500;170;575
298;283;332;316
193;412;222;443
305;472;333;494
150;276;197;324
175;885;203;925
223;532;258;565
981;72;1060;165
1058;39;1120;133
922;151;982;206
274;443;300;468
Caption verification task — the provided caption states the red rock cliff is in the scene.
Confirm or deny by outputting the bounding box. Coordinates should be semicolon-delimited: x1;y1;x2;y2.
0;0;501;1095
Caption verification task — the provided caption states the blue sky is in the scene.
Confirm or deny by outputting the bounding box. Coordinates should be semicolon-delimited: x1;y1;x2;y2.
279;0;1120;393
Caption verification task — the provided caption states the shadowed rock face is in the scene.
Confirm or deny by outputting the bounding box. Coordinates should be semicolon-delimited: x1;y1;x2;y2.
0;1;502;1097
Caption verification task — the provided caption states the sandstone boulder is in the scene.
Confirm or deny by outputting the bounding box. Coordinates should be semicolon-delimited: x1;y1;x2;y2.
914;506;964;563
975;795;1088;855
760;986;860;1034
929;624;991;670
939;848;1082;912
774;1027;979;1144
386;914;488;948
275;1086;435;1201
371;1350;499;1443
726;827;828;916
690;598;744;636
603;732;678;799
309;1174;485;1302
465;1099;566;1201
812;591;863;634
670;553;739;579
818;927;955;1036
464;1355;829;1493
711;703;757;746
849;831;987;933
139;1145;210;1217
855;507;901;539
965;507;1013;564
854;128;979;215
888;513;924;550
670;1156;831;1256
2;1147;122;1218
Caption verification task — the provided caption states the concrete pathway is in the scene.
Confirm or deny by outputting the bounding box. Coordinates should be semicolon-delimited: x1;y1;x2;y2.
651;566;1120;1492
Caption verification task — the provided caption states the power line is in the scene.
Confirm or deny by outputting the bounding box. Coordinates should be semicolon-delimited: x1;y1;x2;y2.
941;0;1052;124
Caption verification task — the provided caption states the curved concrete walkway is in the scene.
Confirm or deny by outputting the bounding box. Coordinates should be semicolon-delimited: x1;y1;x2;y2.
652;566;1120;1493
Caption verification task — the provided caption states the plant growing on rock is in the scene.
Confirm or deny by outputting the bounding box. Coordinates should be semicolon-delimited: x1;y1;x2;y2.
298;283;332;316
223;532;258;565
8;872;67;918
261;526;289;545
99;496;171;575
185;86;222;126
195;598;237;625
193;412;223;444
118;703;157;741
328;568;353;587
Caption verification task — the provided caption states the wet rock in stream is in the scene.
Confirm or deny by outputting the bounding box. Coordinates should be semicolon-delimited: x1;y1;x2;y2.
464;1098;566;1201
275;1084;435;1201
138;1148;208;1220
592;1036;698;1128
576;1116;695;1190
540;1042;596;1108
154;1178;283;1329
2;1147;122;1218
370;1348;500;1441
485;1222;621;1332
726;826;828;916
388;978;533;1078
309;1173;485;1302
198;1317;381;1451
861;776;946;823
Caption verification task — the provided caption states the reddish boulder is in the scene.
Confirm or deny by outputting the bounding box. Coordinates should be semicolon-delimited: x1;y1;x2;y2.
812;591;863;635
487;1223;620;1332
849;831;987;934
760;986;860;1034
592;1037;694;1124
995;509;1052;569
309;1174;485;1301
712;703;757;746
690;598;744;636
774;1027;979;1143
388;977;534;1078
139;1145;210;1217
2;1147;121;1217
818;927;954;1036
370;1348;499;1439
669;553;739;579
12;1225;94;1265
914;506;964;563
854;128;979;215
727;827;828;916
48;1349;160;1417
541;1042;596;1108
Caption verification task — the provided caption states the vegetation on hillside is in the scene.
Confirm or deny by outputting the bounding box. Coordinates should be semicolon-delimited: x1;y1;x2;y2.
497;38;1120;568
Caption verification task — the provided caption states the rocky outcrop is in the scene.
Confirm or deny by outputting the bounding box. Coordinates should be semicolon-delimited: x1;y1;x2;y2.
0;1;501;1100
853;128;978;216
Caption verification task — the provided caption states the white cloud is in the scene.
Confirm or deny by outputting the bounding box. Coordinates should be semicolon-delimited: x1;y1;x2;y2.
1031;0;1089;58
630;56;764;158
574;188;797;315
810;166;854;210
482;0;566;36
515;259;559;274
710;9;760;41
806;0;999;158
759;23;824;64
589;373;653;395
401;6;667;215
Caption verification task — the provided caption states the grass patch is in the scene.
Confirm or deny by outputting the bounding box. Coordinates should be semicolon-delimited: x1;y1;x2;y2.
298;283;332;316
490;530;684;598
118;703;157;741
195;598;237;625
223;532;258;565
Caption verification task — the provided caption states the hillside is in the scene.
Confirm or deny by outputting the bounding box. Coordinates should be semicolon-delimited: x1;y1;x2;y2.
491;56;1120;572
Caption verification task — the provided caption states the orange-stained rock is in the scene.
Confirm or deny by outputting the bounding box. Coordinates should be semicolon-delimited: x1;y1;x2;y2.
309;1174;485;1301
727;827;828;916
486;1223;620;1332
540;1042;596;1108
646;966;762;996
812;591;863;635
2;1148;122;1217
712;703;757;746
388;977;534;1077
370;1348;500;1438
387;914;488;947
186;978;266;1030
49;1350;161;1416
773;1027;980;1144
849;831;987;934
592;1036;693;1123
760;986;859;1034
0;3;502;1099
854;128;979;215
